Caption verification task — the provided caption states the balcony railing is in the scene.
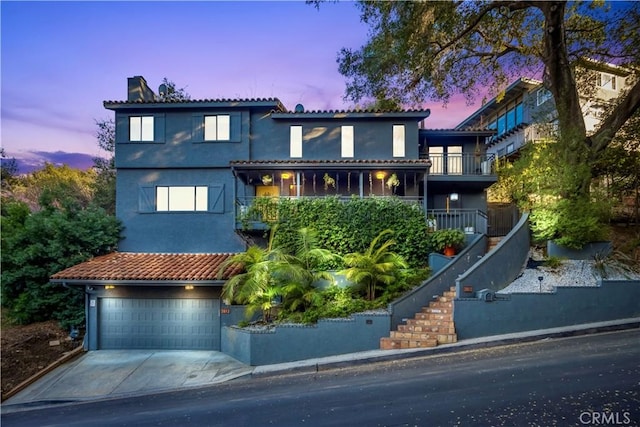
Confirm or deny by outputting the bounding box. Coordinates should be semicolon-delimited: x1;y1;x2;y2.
423;153;495;176
426;209;488;235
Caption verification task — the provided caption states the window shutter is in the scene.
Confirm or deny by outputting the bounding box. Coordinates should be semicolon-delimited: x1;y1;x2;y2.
138;186;155;212
192;114;204;141
209;184;225;213
154;114;165;143
230;113;241;142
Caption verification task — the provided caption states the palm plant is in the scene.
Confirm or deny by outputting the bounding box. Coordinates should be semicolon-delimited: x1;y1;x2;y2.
278;228;341;315
339;229;408;301
218;227;293;320
218;226;341;322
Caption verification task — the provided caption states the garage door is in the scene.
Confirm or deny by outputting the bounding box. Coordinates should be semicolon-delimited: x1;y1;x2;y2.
98;298;220;350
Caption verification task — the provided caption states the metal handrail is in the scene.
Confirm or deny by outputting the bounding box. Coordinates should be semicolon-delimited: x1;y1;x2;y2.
422;153;495;176
426;209;488;235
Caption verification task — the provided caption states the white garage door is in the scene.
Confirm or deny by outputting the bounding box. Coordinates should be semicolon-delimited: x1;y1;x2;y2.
98;298;220;350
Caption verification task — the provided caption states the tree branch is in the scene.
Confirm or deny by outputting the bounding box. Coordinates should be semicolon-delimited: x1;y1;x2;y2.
590;78;640;154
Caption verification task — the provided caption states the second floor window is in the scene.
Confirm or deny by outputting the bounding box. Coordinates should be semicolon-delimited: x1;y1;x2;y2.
597;72;617;91
290;125;302;158
156;186;208;212
393;125;405;157
537;88;552;106
130;116;154;141
204;115;230;141
341;125;354;158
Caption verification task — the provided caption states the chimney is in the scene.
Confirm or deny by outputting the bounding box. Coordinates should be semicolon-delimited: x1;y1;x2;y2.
127;76;156;102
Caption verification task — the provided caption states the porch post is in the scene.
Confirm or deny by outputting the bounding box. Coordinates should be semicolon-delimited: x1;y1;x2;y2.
359;172;364;198
423;169;428;218
296;172;301;198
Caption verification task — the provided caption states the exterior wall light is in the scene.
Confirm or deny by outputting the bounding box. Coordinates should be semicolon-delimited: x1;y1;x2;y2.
375;171;386;180
449;192;459;201
185;285;194;290
281;172;291;180
105;285;115;290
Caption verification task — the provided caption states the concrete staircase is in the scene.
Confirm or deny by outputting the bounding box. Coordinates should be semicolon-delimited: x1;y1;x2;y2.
380;287;457;350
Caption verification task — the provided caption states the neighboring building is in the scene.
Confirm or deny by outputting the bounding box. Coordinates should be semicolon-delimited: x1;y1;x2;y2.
456;61;633;162
51;76;497;351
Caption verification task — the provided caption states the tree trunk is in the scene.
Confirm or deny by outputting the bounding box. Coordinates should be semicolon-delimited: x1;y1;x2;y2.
537;1;591;196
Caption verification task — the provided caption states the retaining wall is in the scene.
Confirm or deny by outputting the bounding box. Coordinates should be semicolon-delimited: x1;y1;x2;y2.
388;233;487;330
456;213;530;297
454;280;640;340
221;312;391;366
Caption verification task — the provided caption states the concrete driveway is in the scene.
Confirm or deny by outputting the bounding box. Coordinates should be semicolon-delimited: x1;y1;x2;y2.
4;350;253;405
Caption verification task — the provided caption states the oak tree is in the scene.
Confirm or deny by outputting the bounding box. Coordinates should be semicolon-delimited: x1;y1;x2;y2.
336;1;640;197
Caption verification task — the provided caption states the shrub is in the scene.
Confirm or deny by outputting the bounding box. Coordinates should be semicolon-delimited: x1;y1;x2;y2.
271;196;431;268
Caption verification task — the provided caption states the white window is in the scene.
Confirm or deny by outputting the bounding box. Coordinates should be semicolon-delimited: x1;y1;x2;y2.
156;186;208;211
341;126;354;158
537;88;551;106
392;125;405;157
290;126;302;158
428;146;444;174
447;146;463;175
597;72;617;91
204;115;230;141
130;116;154;141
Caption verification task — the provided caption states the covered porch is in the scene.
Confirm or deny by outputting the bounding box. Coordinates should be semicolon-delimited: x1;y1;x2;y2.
230;159;432;230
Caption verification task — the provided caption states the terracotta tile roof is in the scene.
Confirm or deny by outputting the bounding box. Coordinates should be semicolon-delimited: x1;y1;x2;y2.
50;252;243;282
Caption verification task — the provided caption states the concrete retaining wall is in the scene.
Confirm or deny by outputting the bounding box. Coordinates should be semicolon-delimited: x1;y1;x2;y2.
221;312;391;366
454;280;640;340
388;233;487;330
547;241;613;260
457;213;530;297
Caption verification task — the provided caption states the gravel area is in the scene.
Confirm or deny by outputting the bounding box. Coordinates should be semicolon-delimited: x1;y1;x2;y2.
498;249;640;294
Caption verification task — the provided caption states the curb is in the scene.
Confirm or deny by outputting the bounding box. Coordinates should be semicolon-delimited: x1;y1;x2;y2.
251;318;640;378
1;345;85;402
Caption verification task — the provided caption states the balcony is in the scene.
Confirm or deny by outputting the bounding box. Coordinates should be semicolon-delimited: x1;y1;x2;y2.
424;153;496;176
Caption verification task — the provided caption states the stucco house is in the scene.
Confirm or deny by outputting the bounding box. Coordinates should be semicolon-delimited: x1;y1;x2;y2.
51;76;498;352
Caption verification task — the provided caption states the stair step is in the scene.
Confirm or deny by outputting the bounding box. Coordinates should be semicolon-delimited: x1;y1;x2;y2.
380;286;457;350
380;337;438;350
420;307;451;314
429;301;453;308
398;324;456;334
406;319;454;327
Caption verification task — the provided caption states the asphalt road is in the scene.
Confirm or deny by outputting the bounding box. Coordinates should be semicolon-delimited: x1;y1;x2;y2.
2;329;639;427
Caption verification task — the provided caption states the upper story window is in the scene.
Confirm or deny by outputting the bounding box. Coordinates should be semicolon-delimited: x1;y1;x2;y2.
597;72;617;91
537;88;552;106
341;125;354;158
428;146;444;174
156;186;208;212
204;115;231;141
130;116;154;141
492;101;525;140
290;126;302;158
392;125;405;157
447;146;463;175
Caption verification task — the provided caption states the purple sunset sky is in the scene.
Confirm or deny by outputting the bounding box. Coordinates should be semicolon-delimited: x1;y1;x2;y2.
1;1;478;172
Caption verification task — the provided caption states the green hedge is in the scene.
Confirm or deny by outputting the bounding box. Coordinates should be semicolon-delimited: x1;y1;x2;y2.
263;196;432;268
